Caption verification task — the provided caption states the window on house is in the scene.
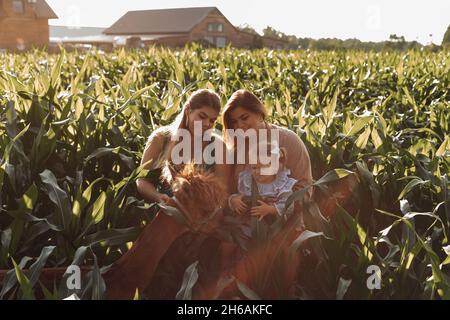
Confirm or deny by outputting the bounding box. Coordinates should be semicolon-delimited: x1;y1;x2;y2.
207;23;224;33
12;0;24;14
203;36;214;45
216;37;226;48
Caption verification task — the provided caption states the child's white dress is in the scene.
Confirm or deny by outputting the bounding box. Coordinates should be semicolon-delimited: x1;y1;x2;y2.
237;169;298;215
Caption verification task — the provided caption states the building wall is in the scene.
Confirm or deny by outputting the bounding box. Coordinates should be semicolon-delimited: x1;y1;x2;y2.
59;8;287;50
189;11;240;47
187;11;286;49
0;1;50;50
261;37;287;49
61;42;114;52
146;34;191;48
234;31;261;49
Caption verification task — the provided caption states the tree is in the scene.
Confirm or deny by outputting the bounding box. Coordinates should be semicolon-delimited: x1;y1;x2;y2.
237;25;425;51
389;34;406;42
262;26;285;39
385;34;408;50
442;25;450;46
237;23;259;35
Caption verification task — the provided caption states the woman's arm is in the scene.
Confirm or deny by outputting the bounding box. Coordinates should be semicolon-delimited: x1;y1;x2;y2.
136;179;169;203
136;131;169;203
282;129;313;198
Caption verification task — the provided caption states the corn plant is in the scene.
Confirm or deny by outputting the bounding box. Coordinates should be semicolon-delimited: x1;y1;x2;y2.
0;45;449;299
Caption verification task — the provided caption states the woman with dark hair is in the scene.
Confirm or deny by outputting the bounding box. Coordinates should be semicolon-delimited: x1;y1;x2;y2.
222;89;313;213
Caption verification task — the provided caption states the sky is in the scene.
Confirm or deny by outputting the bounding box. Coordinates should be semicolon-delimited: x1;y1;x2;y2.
46;0;450;44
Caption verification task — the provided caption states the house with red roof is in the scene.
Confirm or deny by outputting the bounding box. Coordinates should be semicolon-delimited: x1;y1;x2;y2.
103;7;286;49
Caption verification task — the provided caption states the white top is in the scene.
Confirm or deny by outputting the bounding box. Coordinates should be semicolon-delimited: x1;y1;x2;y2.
235;168;297;215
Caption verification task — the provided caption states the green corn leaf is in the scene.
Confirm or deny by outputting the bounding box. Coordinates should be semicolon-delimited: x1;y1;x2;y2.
236;280;261;300
175;261;199;300
39;169;72;231
12;258;35;300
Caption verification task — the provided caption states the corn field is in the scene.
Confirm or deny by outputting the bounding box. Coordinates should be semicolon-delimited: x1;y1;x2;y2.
0;45;449;299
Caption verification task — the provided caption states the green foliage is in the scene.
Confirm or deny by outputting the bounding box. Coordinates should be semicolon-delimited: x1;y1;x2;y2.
443;25;450;47
0;46;449;299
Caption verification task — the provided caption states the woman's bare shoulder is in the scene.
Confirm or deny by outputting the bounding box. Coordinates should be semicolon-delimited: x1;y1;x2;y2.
146;126;172;146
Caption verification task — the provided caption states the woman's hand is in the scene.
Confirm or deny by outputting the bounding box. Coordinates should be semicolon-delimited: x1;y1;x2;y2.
158;194;171;203
230;194;247;215
250;200;277;220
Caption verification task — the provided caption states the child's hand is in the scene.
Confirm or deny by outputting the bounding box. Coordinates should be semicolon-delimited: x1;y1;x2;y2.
230;194;247;215
250;200;277;220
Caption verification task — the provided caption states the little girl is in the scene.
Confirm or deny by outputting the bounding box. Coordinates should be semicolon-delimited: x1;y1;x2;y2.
229;143;297;219
219;143;298;274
